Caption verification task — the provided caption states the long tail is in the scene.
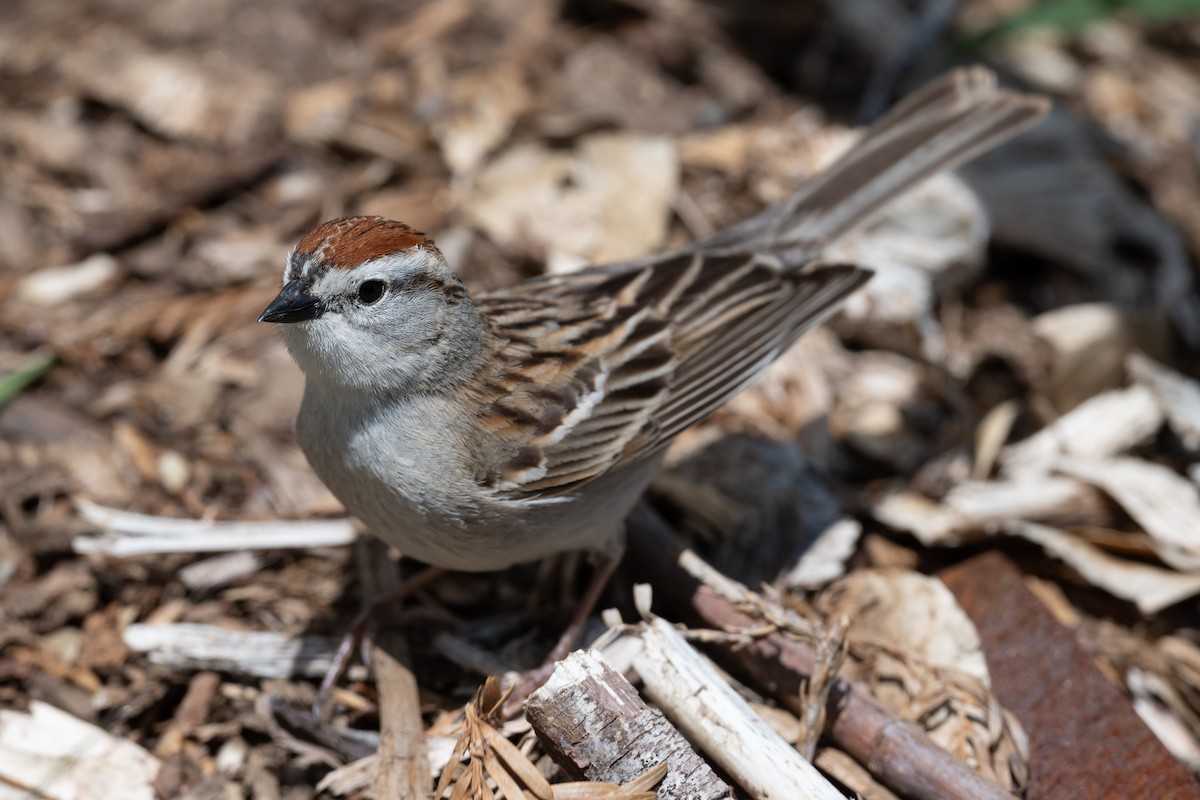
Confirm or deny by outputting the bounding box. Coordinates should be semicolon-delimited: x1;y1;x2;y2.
699;67;1049;256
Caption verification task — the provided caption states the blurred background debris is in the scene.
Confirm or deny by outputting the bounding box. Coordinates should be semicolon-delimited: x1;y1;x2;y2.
2;0;1200;797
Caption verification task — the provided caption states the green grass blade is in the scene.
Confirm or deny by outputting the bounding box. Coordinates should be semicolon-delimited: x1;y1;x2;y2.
0;349;57;407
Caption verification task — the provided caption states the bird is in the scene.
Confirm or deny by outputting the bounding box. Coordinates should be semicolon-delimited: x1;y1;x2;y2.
259;67;1047;702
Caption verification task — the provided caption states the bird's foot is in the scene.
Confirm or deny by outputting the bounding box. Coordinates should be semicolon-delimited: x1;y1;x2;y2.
313;565;447;717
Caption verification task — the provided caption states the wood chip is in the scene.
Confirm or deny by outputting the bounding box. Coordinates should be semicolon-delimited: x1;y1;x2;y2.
466;133;679;268
1004;520;1200;614
0;701;161;800
60;26;280;146
1054;457;1200;571
17;253;119;305
178;551;264;591
872;476;1098;545
783;518;863;589
999;384;1162;476
1032;303;1163;411
1128;352;1200;451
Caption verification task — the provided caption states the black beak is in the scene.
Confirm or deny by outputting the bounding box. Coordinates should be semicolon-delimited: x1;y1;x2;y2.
259;279;323;323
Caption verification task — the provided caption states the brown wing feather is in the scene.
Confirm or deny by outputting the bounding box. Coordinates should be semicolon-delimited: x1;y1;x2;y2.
471;253;868;498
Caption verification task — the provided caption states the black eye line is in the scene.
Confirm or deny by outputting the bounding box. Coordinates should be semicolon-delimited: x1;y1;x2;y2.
393;274;426;293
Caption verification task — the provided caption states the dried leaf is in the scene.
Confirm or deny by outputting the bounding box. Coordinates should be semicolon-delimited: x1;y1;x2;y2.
819;570;989;683
481;722;553;799
483;749;529;800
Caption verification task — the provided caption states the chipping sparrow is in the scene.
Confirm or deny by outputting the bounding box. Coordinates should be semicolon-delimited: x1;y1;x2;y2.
260;69;1045;685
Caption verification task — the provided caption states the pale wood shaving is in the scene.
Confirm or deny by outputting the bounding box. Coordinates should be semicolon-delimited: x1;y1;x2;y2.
1128;352;1200;451
0;701;161;800
1004;520;1200;615
1054;457;1200;571
999;384;1162;476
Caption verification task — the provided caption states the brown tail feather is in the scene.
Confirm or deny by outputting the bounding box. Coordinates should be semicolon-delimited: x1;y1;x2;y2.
700;67;1049;259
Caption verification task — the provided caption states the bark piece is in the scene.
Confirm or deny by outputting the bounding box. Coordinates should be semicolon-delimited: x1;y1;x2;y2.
526;650;732;800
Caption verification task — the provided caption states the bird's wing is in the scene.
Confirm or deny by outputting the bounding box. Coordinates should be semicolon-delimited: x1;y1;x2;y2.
470;252;868;498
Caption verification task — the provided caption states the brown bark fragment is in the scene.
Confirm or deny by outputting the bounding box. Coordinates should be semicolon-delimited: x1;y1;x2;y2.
526;650;732;799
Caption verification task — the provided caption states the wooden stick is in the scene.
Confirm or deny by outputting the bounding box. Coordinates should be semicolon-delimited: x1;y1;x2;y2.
124;623;341;679
74;499;356;556
357;539;430;799
633;617;845;800
372;636;429;798
525;650;733;799
626;504;1017;800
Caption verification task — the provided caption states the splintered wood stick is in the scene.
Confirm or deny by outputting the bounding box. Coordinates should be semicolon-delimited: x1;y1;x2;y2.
74;498;356;556
358;539;430;799
626;503;1018;800
525;650;733;799
633;617;845;800
123;623;341;679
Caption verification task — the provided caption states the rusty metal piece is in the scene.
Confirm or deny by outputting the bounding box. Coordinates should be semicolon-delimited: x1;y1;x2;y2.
940;551;1200;800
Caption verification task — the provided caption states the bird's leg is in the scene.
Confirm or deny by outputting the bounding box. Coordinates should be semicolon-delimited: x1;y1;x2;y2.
314;565;447;716
502;554;619;713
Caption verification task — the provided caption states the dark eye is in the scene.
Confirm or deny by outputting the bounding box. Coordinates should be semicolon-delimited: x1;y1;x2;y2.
357;280;386;305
